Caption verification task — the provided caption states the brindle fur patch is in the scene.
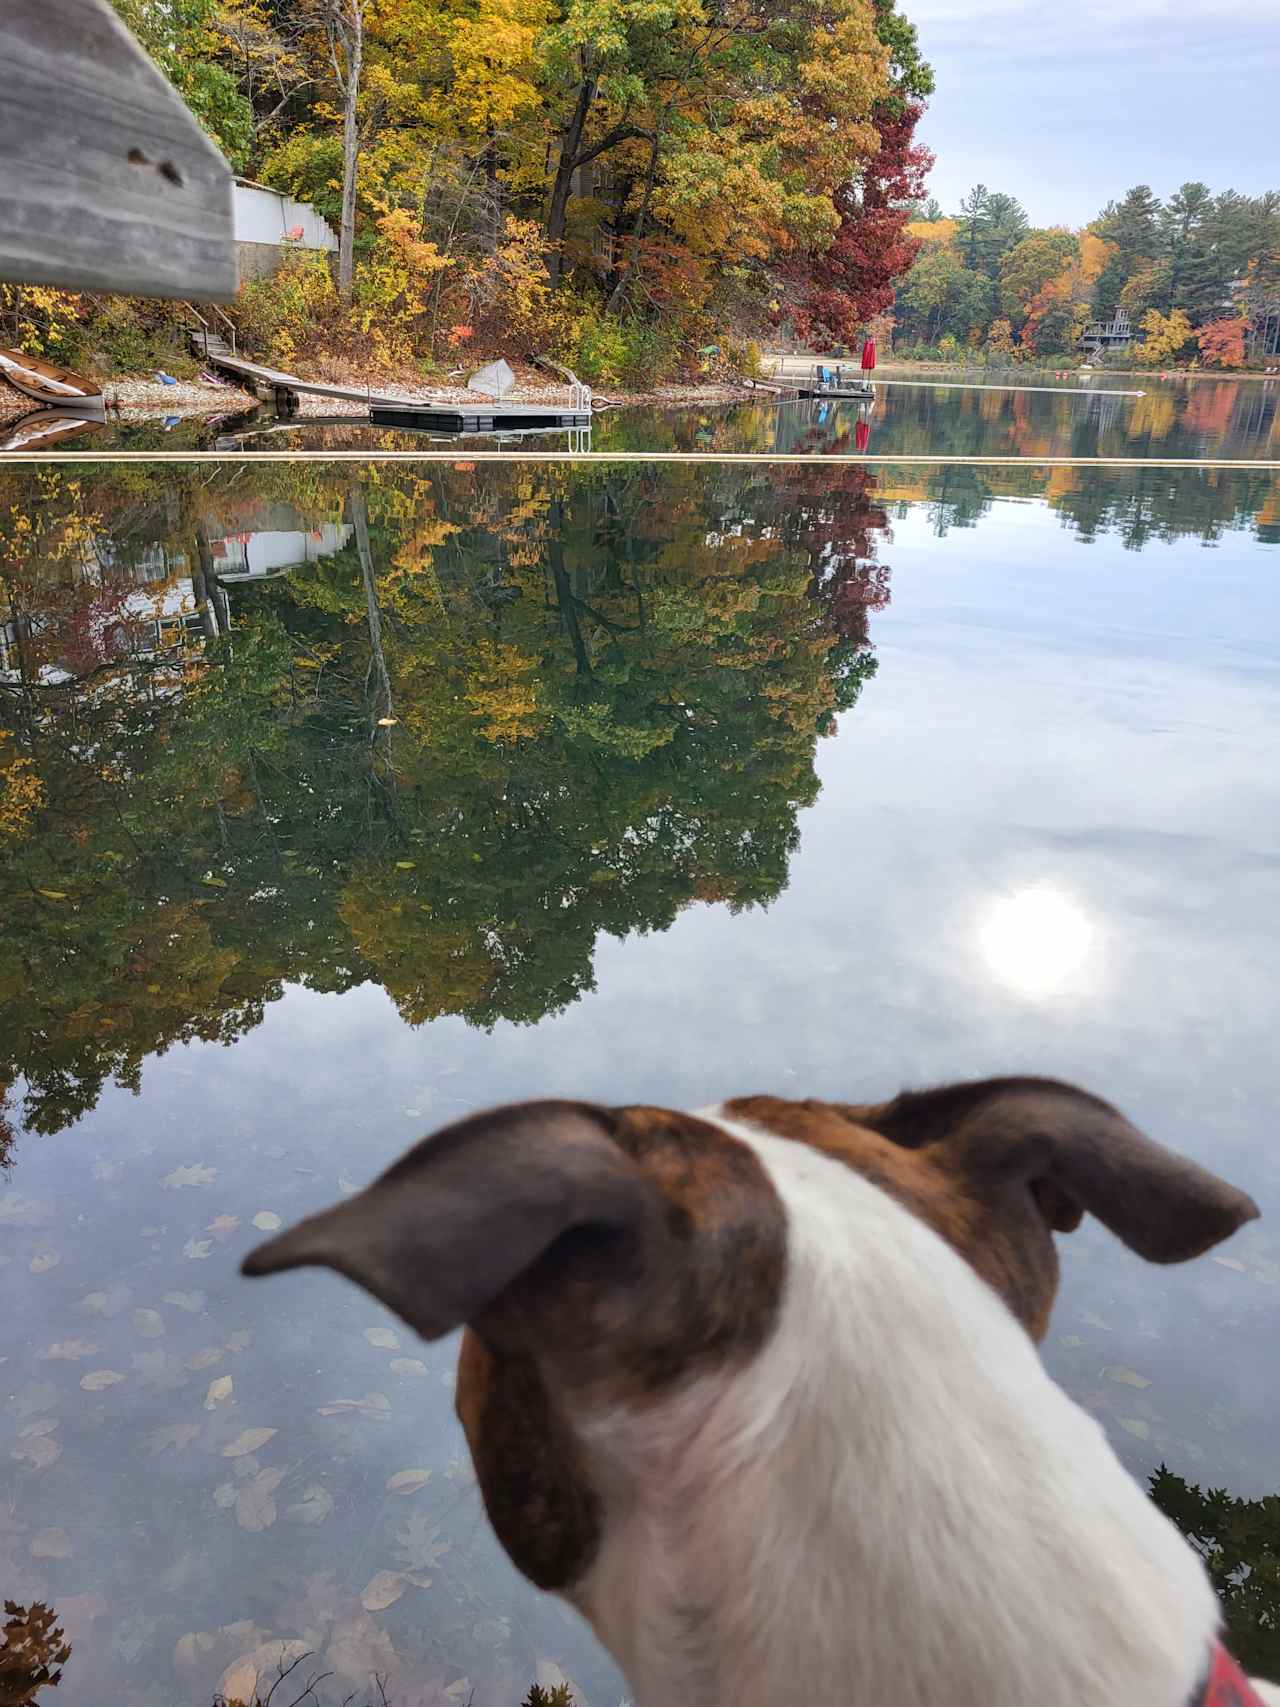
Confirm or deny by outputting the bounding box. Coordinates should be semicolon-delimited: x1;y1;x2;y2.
456;1106;787;1588
724;1094;1062;1339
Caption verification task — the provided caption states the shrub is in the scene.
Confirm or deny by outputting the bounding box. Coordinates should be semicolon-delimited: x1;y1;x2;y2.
236;251;339;368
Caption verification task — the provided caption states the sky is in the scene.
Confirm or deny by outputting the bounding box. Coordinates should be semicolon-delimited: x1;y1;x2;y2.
909;0;1280;228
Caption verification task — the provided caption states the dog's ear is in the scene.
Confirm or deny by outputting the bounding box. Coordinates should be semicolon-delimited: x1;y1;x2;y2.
858;1077;1258;1262
241;1100;659;1339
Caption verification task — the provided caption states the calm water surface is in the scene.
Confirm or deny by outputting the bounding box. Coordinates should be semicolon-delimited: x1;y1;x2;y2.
7;374;1278;459
1;461;1278;1705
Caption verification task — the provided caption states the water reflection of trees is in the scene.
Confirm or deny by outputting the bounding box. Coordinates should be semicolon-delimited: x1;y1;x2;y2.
0;464;891;1141
606;382;1280;467
879;463;1280;545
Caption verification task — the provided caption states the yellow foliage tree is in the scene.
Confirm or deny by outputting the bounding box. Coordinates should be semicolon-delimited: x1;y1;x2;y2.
1139;308;1195;362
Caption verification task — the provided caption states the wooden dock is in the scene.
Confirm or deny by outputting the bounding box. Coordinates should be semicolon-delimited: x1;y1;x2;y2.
195;337;589;430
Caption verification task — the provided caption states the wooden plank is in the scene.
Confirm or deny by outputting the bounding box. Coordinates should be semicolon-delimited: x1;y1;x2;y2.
0;0;234;300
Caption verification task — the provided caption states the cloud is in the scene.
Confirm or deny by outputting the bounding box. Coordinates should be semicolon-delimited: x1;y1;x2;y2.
909;0;1274;19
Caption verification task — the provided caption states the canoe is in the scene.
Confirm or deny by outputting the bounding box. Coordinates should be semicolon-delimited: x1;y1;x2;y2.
0;346;103;405
0;409;104;453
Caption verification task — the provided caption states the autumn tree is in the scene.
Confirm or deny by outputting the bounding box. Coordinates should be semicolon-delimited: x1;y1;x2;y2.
1138;307;1194;362
1196;316;1246;369
999;229;1079;323
781;0;934;347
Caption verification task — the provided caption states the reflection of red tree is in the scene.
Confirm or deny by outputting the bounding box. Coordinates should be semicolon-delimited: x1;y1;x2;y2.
56;584;150;677
778;467;892;646
1182;384;1236;440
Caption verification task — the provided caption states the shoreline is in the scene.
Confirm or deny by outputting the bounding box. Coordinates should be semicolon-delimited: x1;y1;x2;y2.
0;369;757;431
842;358;1280;386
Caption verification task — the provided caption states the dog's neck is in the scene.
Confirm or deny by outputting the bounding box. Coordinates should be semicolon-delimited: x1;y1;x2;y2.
570;1113;1219;1707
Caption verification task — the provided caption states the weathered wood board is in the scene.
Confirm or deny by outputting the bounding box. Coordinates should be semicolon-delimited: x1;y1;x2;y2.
0;0;235;300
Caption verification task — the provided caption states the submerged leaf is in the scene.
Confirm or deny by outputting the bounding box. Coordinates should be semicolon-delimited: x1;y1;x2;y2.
11;1435;61;1470
387;1469;430;1496
317;1392;390;1420
204;1376;234;1410
183;1238;213;1261
0;1195;53;1227
81;1369;125;1391
29;1248;61;1274
395;1513;450;1574
132;1309;165;1339
360;1570;406;1612
185;1346;225;1371
235;1470;282;1532
212;1482;238;1509
251;1211;282;1231
222;1428;277;1458
207;1214;240;1240
163;1164;217;1189
37;1340;99;1362
1118;1417;1151;1440
390;1359;427;1378
364;1327;399;1350
80;1283;130;1317
1102;1366;1151;1390
163;1291;206;1313
286;1484;334;1526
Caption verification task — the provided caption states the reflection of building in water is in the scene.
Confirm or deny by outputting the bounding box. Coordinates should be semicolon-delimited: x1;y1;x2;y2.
1230;384;1277;448
1083;389;1124;434
1;512;352;685
209;520;353;581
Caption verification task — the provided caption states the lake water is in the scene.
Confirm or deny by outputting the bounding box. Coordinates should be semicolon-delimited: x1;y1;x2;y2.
6;374;1278;459
1;458;1278;1706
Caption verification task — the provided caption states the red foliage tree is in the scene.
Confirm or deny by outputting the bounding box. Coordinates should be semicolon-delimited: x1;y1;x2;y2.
1196;317;1246;370
781;102;934;349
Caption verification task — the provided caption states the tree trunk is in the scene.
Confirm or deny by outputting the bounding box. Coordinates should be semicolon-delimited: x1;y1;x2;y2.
336;2;363;303
606;130;660;316
547;502;590;675
484;133;501;254
350;483;392;725
546;68;597;287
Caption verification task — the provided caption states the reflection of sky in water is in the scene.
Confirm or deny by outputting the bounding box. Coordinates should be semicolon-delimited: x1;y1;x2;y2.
3;475;1279;1706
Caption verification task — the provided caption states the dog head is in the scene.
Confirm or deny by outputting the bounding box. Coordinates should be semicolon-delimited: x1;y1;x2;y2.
242;1078;1257;1591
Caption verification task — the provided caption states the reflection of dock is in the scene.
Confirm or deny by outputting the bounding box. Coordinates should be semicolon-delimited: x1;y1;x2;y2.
216;415;592;453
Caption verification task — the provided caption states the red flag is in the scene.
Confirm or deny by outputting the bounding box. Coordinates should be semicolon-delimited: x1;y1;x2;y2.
861;338;877;372
855;419;870;452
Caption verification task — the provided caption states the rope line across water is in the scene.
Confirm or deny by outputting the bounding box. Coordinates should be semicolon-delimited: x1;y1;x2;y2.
1;453;1277;467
